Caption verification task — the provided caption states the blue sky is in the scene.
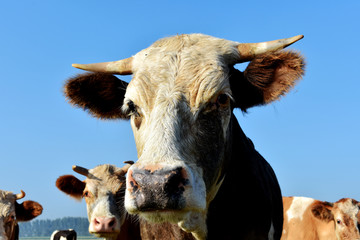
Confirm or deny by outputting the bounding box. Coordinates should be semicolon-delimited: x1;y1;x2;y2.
0;1;359;220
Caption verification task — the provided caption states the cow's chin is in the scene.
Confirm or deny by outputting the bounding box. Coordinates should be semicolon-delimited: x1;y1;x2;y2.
90;231;120;239
140;210;208;240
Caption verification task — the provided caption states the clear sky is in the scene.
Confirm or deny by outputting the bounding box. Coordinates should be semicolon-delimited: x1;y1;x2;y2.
0;1;359;220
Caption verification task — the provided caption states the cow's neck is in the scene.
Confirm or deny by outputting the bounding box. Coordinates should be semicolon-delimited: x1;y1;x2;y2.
206;114;283;240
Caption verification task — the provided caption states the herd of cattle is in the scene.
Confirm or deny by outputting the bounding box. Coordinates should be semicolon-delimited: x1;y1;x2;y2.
1;33;359;240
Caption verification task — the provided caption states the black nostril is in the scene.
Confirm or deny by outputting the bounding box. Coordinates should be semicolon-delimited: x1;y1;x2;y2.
108;219;115;227
131;166;189;195
164;167;188;196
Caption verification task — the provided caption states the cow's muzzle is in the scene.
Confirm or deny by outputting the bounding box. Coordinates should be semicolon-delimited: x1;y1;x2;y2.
127;165;190;211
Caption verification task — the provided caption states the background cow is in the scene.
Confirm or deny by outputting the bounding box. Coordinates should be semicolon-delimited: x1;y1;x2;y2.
0;189;43;240
64;33;305;239
282;196;360;240
50;229;77;240
56;162;140;240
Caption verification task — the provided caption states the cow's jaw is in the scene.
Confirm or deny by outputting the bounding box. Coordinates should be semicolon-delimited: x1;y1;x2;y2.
0;221;7;240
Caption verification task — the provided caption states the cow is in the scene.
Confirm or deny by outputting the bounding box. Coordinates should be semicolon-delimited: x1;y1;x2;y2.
50;229;77;240
56;162;140;240
64;33;305;239
0;189;43;240
282;196;360;240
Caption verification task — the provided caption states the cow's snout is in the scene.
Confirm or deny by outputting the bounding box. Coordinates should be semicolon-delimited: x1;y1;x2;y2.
127;166;190;211
92;217;117;233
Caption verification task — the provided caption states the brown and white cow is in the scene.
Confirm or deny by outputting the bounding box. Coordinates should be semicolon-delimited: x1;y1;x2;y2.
56;162;140;240
282;196;360;240
64;33;305;239
0;189;43;240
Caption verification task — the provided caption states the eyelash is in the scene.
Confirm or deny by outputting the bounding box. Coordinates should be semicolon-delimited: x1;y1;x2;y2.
125;100;140;117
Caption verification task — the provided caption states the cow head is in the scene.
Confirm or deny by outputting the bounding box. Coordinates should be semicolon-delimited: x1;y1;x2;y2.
312;198;360;240
0;190;43;240
56;162;132;239
64;34;305;238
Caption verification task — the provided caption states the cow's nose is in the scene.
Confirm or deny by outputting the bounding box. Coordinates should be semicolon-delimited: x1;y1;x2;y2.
92;217;117;232
127;166;190;210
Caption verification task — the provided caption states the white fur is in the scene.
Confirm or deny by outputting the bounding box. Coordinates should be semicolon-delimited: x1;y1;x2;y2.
268;221;275;240
287;197;314;222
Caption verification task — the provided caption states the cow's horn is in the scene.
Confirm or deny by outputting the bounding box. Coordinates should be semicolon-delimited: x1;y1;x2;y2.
122;161;134;172
115;161;134;176
72;165;90;177
15;190;25;200
72;56;133;75
236;35;304;63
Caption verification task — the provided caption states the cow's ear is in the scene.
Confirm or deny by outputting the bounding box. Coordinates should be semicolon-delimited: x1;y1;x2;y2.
56;175;85;200
230;50;305;111
15;200;43;222
311;201;334;222
64;72;129;119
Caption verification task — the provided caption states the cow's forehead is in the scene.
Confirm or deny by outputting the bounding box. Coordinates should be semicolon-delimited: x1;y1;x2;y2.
85;165;124;192
0;190;16;217
334;198;359;217
126;34;237;109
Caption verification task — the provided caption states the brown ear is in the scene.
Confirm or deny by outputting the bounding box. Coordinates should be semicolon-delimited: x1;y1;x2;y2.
311;201;334;223
230;50;305;110
64;72;129;119
56;175;85;200
15;200;43;222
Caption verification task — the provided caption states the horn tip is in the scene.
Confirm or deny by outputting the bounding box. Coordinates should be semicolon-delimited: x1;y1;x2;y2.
124;161;134;165
72;63;83;69
296;34;304;39
291;35;304;43
16;190;26;200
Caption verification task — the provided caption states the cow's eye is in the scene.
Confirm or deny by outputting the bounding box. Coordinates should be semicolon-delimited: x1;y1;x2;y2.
126;100;141;117
336;219;342;225
127;101;139;116
5;214;15;223
217;94;230;107
83;191;90;198
126;100;143;129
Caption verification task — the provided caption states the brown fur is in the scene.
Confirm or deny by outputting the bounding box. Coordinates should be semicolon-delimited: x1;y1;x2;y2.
64;73;129;119
55;175;85;200
232;50;305;110
15;201;43;221
283;197;360;240
311;202;334;223
140;221;194;240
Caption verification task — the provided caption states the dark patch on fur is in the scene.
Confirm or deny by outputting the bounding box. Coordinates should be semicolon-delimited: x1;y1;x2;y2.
64;72;129;119
56;175;85;199
311;202;334;222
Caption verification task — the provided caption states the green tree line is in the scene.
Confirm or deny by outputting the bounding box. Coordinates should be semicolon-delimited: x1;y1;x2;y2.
18;217;91;237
